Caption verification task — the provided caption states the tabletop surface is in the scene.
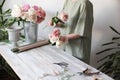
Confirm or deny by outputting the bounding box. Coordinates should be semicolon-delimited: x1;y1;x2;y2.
0;43;114;80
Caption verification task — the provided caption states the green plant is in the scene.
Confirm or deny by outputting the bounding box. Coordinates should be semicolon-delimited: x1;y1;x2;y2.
0;0;11;41
96;26;120;80
0;0;22;41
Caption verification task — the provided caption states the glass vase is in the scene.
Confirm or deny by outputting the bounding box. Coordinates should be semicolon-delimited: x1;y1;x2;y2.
24;22;38;44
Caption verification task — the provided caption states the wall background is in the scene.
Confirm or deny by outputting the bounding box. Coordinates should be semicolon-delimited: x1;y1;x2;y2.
3;0;120;68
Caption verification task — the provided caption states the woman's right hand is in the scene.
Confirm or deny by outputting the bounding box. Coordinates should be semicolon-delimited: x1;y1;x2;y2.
59;36;68;43
48;12;68;28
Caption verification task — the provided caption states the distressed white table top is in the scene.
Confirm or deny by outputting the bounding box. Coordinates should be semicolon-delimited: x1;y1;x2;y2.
0;43;114;80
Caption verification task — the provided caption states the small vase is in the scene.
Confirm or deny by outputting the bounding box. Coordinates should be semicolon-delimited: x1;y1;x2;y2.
23;22;38;44
6;26;23;48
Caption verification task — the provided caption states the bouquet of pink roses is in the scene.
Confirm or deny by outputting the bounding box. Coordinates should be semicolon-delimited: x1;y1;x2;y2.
48;12;68;27
49;28;68;48
11;4;46;24
48;12;69;47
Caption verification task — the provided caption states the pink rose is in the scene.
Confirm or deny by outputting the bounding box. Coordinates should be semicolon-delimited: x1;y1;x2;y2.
36;17;44;23
52;29;60;37
22;4;30;11
41;10;46;18
59;12;68;21
48;21;53;26
36;10;46;18
32;5;39;11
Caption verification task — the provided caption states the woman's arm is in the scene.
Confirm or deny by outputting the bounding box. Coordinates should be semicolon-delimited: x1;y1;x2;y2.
66;33;80;40
60;34;80;43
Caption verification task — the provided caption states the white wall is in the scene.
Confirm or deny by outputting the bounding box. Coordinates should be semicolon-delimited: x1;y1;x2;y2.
3;0;120;68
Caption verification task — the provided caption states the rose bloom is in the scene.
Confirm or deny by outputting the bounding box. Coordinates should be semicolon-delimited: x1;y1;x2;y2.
22;4;30;11
36;8;46;18
49;35;59;44
12;4;46;23
56;40;64;48
49;29;61;44
32;5;39;11
59;12;68;21
52;29;60;37
26;15;37;23
11;5;22;17
28;8;36;16
48;20;53;26
36;17;44;23
35;7;46;23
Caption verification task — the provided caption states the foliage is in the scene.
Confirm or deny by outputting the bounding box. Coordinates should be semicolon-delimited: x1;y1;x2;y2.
96;26;120;80
0;0;11;41
0;0;23;41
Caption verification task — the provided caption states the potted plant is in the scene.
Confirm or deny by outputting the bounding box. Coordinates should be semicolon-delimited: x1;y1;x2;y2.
0;0;24;42
96;26;120;80
0;0;11;41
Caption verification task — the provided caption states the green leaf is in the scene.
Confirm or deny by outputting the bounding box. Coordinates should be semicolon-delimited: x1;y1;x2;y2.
97;55;110;63
0;9;11;17
0;0;6;8
112;37;120;40
96;48;115;55
98;62;107;70
115;51;120;55
99;61;113;70
104;67;114;74
3;9;11;14
117;44;120;46
102;42;115;46
0;22;2;28
109;54;116;60
109;26;120;35
2;19;7;26
6;18;16;26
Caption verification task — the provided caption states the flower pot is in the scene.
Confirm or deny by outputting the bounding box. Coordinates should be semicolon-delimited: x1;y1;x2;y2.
23;22;38;44
6;26;23;48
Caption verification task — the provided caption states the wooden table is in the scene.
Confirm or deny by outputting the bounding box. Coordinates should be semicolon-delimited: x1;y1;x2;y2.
0;43;114;80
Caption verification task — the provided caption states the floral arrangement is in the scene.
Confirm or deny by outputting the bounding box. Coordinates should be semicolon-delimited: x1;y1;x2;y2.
49;29;67;47
48;12;68;27
48;12;68;48
10;4;46;25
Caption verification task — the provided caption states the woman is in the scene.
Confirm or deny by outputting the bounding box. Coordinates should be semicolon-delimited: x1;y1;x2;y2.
60;0;94;64
50;0;93;64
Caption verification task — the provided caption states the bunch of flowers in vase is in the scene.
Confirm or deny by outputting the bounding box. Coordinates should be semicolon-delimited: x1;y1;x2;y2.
11;4;46;44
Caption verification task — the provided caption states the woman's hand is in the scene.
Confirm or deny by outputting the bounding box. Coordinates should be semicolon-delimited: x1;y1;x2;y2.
60;34;80;41
67;34;80;40
48;17;64;27
48;12;68;28
59;36;68;43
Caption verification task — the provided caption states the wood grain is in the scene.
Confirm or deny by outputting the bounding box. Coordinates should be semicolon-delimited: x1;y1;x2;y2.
0;44;114;80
